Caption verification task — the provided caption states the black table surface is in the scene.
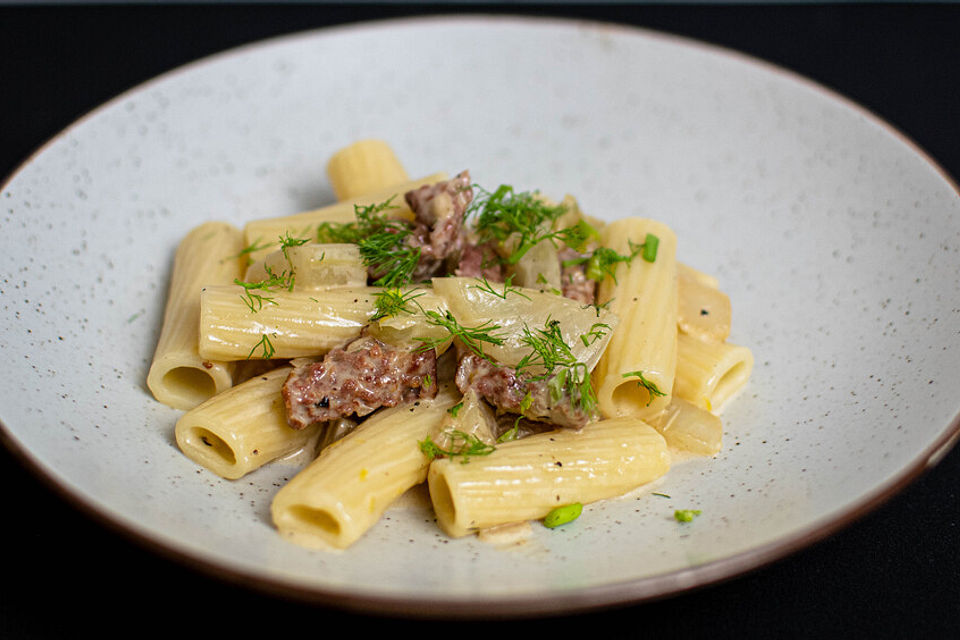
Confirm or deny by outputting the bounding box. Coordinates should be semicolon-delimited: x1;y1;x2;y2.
2;3;958;637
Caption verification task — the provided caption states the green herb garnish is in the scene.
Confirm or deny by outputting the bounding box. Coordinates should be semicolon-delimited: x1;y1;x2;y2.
582;298;614;318
622;370;667;406
371;287;425;321
233;233;310;310
414;307;505;361
554;219;601;252
515;318;598;415
579;322;611;347
419;430;496;463
516;318;573;373
247;333;276;360
276;232;311;290
230;237;274;266
315;197;399;244
562;240;642;284
315;196;421;287
499;391;534;443
519;391;534;414
233;266;289;312
469;274;531;301
470;184;568;264
561;233;658;283
497;417;522;443
359;231;421;288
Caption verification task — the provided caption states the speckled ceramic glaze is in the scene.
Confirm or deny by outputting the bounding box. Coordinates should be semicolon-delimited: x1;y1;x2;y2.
2;16;958;616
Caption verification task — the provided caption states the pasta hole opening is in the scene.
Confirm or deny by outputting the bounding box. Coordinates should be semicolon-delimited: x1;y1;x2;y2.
163;367;217;405
288;505;341;537
612;381;652;412
429;473;457;526
188;428;236;466
712;361;750;408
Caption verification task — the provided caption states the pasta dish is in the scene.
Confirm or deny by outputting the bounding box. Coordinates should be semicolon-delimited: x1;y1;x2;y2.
146;140;754;550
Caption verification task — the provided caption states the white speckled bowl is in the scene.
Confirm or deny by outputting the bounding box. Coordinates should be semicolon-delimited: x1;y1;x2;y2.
2;15;958;617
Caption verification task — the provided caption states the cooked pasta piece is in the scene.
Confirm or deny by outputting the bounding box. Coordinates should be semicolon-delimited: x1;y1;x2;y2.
674;332;754;413
592;218;679;420
174;365;322;479
677;261;720;289
270;384;460;550
427;417;670;538
197;285;378;361
678;269;732;342
146;221;245;410
326;139;410;201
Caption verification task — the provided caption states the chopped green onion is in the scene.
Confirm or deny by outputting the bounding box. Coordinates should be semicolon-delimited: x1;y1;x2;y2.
642;233;659;263
447;401;464;418
544;503;583;528
674;509;701;522
497;417;521;443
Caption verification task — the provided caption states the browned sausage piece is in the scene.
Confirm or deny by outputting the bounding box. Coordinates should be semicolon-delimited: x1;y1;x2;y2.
404;170;474;280
454;353;592;430
282;336;438;430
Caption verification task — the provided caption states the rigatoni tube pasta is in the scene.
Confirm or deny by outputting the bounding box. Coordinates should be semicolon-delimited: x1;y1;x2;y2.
146;221;245;410
197;285;379;361
427;417;671;538
326;139;411;201
592;218;679;420
175;365;322;480
271;385;460;550
674;332;754;413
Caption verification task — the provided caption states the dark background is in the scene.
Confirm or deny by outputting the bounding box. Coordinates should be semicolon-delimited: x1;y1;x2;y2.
2;3;958;637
